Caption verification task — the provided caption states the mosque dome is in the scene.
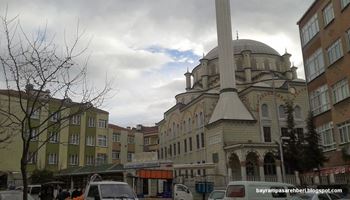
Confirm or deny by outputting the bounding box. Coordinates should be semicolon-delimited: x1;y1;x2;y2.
204;39;280;60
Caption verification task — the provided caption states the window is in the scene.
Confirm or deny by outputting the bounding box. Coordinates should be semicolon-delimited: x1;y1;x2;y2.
189;137;193;151
316;122;336;151
29;107;40;119
96;153;107;165
196;134;200;149
341;0;350;9
51;112;59;122
323;3;334;26
327;39;343;65
98;119;107;128
87;185;99;198
112;150;120;160
183;121;186;133
48;132;59;143
164;147;167;159
294;105;302;119
27;152;37;164
173;143;176;156
88;117;95;127
128;136;134;144
338;121;350;144
278;105;286;119
296;128;304;140
112;133;120;142
212;153;219;163
199;112;204;127
86;155;94;166
301;14;319;46
127;153;133;162
281;128;289;137
261;104;269;118
263;127;272;142
26;129;39;141
305;48;325;82
69;134;79;145
69;154;79;165
98;135;107;147
201;132;205;148
184;139;187;153
332;79;350;103
48;153;58;165
178;142;180;155
347;29;350;50
144;138;150;145
161;148;164;159
71;115;81;125
86;136;95;146
310;85;330;115
169;145;172;157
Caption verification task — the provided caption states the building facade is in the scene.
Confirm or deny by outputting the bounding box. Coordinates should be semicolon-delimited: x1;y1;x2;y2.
0;88;143;188
134;125;159;153
298;0;350;184
158;38;309;192
109;124;143;164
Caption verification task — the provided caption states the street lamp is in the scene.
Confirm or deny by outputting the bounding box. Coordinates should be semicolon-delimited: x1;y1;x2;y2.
277;136;290;183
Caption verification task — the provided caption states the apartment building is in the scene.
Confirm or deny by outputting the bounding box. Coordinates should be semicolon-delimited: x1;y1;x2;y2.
298;0;350;184
109;124;143;164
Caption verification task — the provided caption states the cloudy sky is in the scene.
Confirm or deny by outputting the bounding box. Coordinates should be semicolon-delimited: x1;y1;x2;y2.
1;0;314;127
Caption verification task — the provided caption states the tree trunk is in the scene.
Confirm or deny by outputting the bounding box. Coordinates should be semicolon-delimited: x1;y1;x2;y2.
21;144;28;200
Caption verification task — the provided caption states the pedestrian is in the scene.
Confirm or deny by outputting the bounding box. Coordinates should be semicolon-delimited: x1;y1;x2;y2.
71;187;81;198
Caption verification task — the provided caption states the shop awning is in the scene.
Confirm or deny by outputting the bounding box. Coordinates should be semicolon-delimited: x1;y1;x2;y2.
137;170;173;179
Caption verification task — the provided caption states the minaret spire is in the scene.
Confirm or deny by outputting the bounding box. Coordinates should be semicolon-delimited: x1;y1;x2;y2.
209;0;254;124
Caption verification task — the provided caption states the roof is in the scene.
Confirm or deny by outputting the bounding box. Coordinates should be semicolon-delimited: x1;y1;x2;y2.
0;89;109;114
297;0;318;24
56;163;124;176
140;126;158;135
204;39;280;60
108;123;130;132
89;181;127;185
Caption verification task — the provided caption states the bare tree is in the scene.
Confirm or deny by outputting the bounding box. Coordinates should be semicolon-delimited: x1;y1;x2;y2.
0;13;111;200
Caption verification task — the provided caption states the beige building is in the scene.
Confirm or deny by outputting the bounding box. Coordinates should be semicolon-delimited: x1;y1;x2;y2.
109;124;144;164
158;39;309;189
297;0;350;184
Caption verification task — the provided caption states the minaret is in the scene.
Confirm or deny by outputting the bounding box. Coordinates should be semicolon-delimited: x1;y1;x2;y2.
184;69;192;91
209;0;254;124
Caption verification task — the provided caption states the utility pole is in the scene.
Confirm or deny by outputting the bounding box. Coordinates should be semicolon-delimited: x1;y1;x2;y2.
272;74;286;182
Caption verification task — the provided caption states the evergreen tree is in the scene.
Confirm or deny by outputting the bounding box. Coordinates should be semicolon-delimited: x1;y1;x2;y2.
301;112;327;171
283;99;303;173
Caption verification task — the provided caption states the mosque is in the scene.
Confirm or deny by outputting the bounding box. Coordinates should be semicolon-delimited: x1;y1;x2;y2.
157;0;309;191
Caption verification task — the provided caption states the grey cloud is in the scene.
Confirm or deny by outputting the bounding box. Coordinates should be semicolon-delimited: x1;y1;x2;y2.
1;0;313;126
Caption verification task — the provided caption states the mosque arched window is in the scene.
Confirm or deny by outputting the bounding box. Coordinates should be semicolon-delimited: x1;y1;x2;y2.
294;105;302;119
278;105;286;119
261;104;269;118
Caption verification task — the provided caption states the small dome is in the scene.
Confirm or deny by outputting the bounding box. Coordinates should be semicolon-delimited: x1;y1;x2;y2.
204;39;280;60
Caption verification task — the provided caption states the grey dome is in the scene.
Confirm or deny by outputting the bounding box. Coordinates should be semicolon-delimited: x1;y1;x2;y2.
204;39;280;60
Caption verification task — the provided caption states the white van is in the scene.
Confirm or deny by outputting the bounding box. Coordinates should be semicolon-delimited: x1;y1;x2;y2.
27;185;41;200
224;181;296;200
174;184;193;200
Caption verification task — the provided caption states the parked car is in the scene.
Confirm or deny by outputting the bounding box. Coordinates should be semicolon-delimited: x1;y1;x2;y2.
27;185;41;200
224;181;296;200
290;193;348;200
208;190;225;200
84;181;138;200
0;190;35;200
174;184;193;200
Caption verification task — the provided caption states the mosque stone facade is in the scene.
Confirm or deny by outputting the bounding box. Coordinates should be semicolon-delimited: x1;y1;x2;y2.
158;38;309;189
